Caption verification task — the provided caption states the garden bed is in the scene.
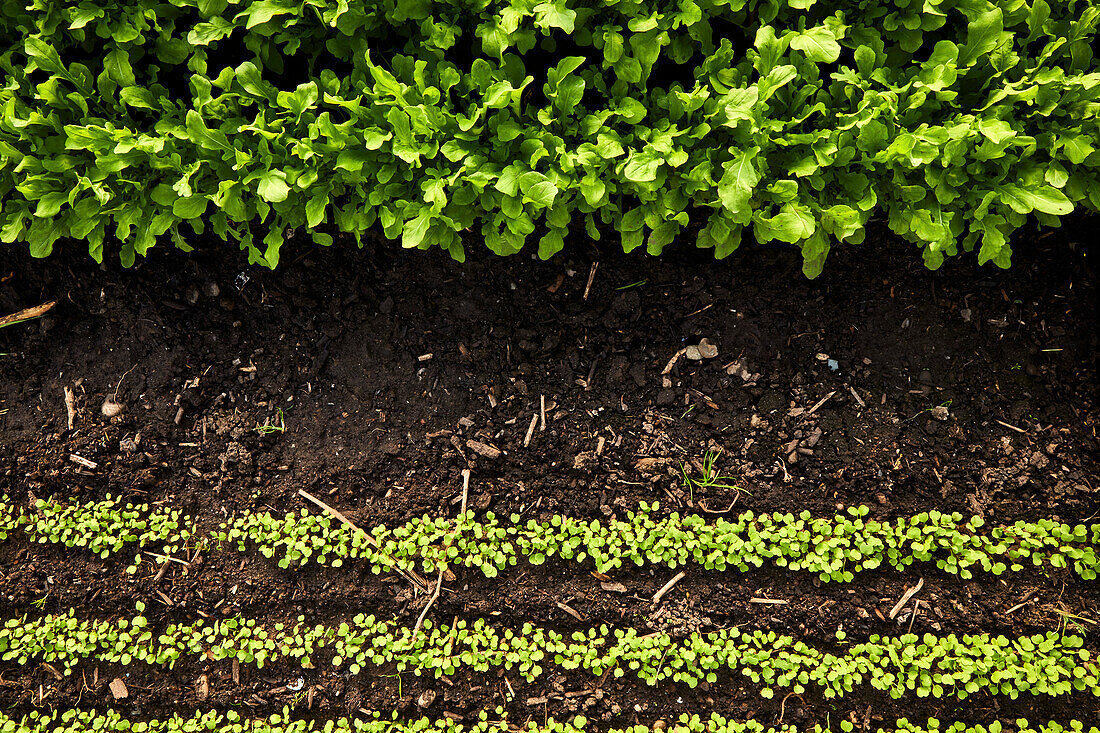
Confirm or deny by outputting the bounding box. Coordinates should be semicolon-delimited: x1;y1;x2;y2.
0;225;1097;726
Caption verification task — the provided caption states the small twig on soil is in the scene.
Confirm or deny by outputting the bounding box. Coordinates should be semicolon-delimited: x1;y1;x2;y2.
749;597;788;605
69;454;98;470
889;578;924;619
298;488;428;590
0;301;55;329
907;598;920;634
411;567;445;641
995;418;1028;434
63;386;76;430
460;469;470;515
555;601;584;621
651;571;686;604
848;386;866;408
523;413;539;447
144;551;190;567
540;395;546;431
777;692;802;724
1005;590;1038;615
806;391;836;416
583;262;598;300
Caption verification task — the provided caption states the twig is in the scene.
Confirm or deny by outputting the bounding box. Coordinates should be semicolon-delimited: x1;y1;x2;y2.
0;301;55;329
63;387;76;430
460;469;470;515
540;395;546;431
1005;590;1037;615
996;419;1028;434
555;601;584;621
651;571;686;604
749;597;788;605
583;262;598;300
848;386;865;408
69;454;98;470
889;578;924;619
907;598;920;634
144;551;190;567
806;391;836;416
777;692;802;724
411;568;445;641
523;413;539;447
298;489;428;590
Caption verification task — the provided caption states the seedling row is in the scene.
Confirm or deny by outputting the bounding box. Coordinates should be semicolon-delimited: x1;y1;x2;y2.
2;710;1099;733
3;497;1096;581
3;609;1096;700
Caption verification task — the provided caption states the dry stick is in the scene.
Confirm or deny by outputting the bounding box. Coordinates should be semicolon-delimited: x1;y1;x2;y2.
583;262;598;300
298;488;428;590
889;577;924;619
539;395;546;431
996;419;1028;434
411;567;445;641
806;391;836;416
749;597;789;605
63;386;76;430
848;386;866;408
523;413;539;447
0;301;55;329
460;469;471;515
907;598;920;634
652;571;687;604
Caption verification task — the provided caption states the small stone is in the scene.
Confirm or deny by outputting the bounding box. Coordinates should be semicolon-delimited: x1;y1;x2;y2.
203;282;221;298
185;287;200;306
109;678;129;700
601;581;627;593
418;689;437;708
685;338;718;360
930;405;949;421
119;437;138;453
100;399;123;418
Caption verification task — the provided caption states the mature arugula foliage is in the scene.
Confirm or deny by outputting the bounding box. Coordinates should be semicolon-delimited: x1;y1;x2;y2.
1;0;1097;274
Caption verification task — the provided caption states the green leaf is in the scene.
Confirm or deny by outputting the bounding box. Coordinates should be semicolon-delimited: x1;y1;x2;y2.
997;184;1072;215
533;2;576;33
306;193;328;228
1061;136;1095;165
790;27;841;63
120;86;157;109
622;151;661;184
755;203;816;243
173;195;208;219
959;8;1004;67
402;212;432;249
257;171;290;203
718;148;761;215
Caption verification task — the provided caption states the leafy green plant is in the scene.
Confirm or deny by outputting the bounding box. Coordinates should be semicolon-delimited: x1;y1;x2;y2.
0;0;1097;274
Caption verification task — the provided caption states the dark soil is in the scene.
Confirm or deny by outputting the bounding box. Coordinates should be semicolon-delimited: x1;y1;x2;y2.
0;224;1097;727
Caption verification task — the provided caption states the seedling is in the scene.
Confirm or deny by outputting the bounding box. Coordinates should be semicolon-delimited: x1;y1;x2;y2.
255;408;286;436
680;449;745;501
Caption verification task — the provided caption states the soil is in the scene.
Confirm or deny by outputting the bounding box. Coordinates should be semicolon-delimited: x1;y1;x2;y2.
0;222;1097;728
